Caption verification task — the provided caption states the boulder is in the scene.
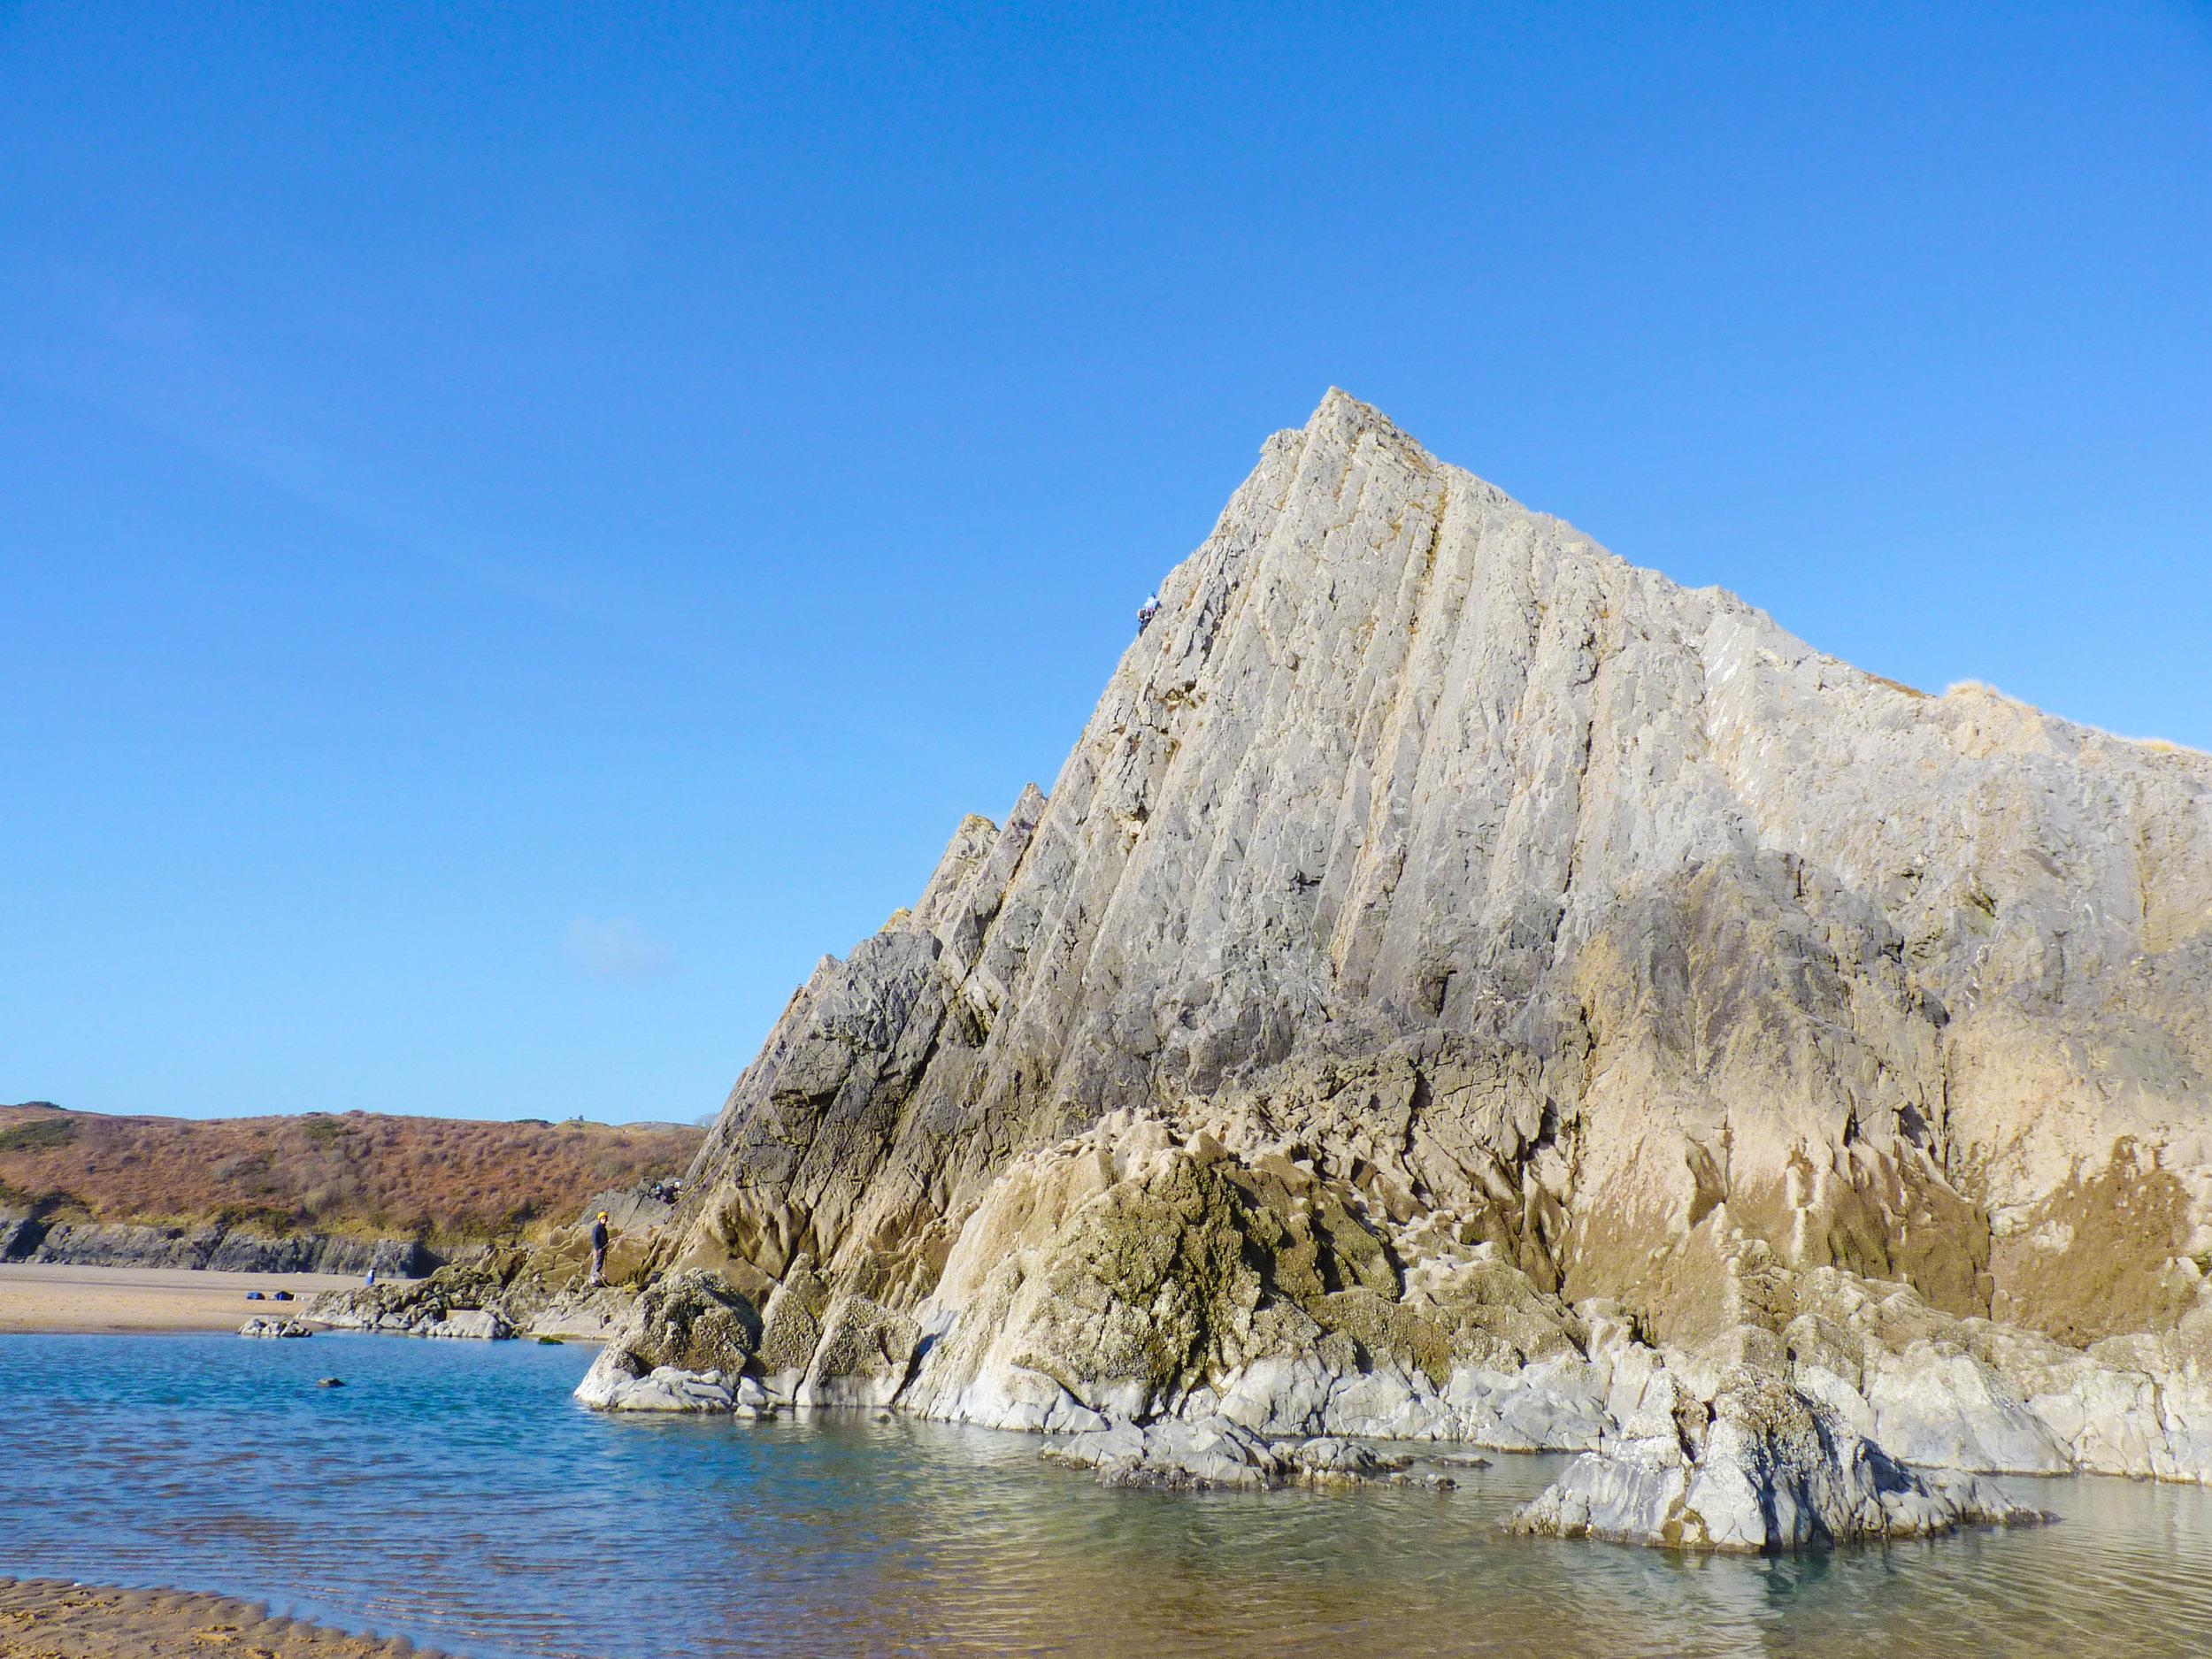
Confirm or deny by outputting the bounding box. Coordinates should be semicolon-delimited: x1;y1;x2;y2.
597;1366;739;1413
311;1243;628;1339
573;1270;761;1411
1508;1370;2051;1551
238;1317;312;1339
424;1309;512;1340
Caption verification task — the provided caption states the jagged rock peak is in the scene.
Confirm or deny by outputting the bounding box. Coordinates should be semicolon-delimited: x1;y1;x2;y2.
664;388;2211;1374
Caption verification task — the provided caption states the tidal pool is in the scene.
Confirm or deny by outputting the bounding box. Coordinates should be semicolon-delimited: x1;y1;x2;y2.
4;1332;2208;1656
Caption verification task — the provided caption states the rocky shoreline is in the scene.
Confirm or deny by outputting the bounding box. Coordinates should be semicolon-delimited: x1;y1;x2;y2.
553;1110;2202;1549
304;1242;638;1342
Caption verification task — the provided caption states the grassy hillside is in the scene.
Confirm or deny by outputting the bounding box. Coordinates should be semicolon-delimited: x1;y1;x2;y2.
0;1102;703;1245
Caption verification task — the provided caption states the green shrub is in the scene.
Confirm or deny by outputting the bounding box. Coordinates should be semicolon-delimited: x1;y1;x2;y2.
0;1118;78;1154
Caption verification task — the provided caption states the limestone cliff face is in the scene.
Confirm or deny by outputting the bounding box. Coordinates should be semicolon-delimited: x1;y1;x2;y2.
666;389;2212;1369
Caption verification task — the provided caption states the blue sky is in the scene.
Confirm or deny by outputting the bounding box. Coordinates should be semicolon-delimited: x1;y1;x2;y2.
4;1;2208;1124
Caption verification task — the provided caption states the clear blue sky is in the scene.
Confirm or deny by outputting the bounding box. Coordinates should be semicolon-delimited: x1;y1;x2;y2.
4;2;2207;1124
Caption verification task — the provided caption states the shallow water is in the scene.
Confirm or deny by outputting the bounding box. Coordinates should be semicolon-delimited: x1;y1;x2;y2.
4;1333;2210;1657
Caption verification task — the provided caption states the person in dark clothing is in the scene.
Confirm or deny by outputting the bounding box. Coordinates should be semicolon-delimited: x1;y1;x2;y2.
589;1211;610;1286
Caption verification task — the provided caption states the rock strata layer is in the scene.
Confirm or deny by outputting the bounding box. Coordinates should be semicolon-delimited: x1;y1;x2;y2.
1;1217;431;1277
583;391;2210;1548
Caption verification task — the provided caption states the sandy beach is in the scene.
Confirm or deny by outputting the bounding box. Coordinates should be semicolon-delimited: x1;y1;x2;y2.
0;1264;365;1334
0;1578;457;1659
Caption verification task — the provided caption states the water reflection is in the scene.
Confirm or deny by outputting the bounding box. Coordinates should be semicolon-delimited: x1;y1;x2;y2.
4;1333;2208;1657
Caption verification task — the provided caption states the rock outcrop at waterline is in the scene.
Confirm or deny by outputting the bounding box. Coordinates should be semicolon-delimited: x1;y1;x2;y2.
583;390;2210;1547
1504;1368;2051;1550
308;1243;638;1340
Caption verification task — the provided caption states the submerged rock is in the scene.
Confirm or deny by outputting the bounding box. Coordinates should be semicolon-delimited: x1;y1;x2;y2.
1045;1416;1289;1489
1042;1418;1451;1493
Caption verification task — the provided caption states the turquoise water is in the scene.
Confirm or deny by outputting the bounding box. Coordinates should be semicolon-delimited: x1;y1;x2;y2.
4;1333;2211;1657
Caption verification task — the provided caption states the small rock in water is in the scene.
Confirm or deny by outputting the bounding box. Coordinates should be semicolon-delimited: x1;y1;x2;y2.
238;1317;312;1339
1390;1471;1458;1492
317;1378;344;1388
537;1335;565;1345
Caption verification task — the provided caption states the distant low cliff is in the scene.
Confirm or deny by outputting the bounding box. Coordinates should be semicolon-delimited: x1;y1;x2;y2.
0;1103;702;1273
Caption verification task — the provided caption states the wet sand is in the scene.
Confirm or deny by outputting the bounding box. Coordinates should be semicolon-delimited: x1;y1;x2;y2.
0;1264;364;1334
0;1578;466;1659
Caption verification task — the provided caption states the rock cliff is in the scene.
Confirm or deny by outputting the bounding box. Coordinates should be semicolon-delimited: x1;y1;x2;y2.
591;390;2212;1546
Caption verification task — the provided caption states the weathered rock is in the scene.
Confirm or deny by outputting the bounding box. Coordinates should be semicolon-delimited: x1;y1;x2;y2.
311;1242;628;1339
1288;1435;1407;1479
755;1252;832;1383
1043;1416;1292;1489
588;1364;740;1413
1508;1369;2050;1551
665;389;2212;1362
238;1317;311;1338
205;1233;433;1277
796;1294;920;1407
572;1270;763;1409
625;1268;762;1371
1043;1418;1451;1492
424;1309;512;1340
605;391;2212;1537
523;1287;635;1341
580;1186;677;1234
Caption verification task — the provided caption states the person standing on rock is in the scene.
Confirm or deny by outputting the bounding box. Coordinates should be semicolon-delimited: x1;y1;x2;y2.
1137;593;1159;632
589;1211;610;1286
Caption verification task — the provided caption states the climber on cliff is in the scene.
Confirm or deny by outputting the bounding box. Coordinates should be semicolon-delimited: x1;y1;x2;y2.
1137;593;1160;632
588;1211;610;1286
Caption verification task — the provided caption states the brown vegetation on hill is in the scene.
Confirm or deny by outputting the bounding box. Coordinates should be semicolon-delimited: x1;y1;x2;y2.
0;1102;702;1245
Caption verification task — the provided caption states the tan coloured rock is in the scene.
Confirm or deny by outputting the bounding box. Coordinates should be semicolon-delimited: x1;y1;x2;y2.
595;390;2212;1517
